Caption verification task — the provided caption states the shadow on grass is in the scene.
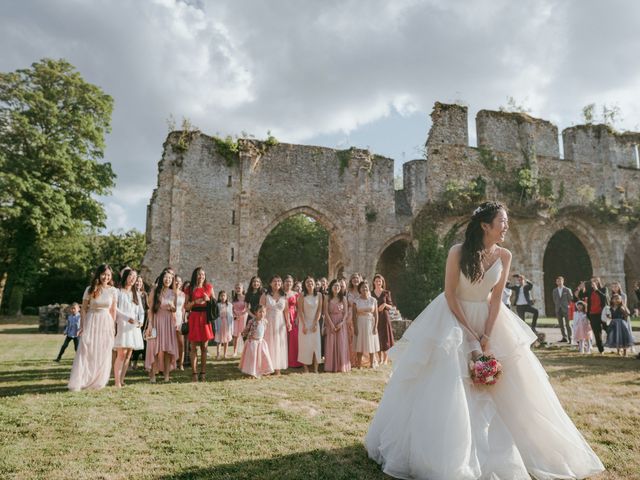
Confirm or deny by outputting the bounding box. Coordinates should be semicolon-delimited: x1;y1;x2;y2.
154;444;387;480
539;347;640;379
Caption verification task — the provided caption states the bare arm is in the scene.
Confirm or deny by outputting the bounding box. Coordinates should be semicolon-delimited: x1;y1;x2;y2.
482;248;512;349
444;245;481;343
373;301;378;333
352;301;358;336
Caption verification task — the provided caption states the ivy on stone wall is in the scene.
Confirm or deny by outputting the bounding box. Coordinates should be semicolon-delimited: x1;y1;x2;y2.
212;135;240;167
589;193;640;227
336;148;354;176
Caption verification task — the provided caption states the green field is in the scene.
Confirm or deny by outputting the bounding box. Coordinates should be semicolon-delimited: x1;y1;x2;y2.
1;317;638;480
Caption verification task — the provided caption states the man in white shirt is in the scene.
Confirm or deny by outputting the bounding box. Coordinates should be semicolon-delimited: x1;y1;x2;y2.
552;276;573;343
507;274;539;332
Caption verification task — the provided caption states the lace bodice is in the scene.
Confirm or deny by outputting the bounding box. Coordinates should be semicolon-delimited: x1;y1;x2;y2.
455;258;503;302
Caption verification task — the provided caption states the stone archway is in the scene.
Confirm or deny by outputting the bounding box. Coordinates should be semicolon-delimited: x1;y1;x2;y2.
542;229;593;314
254;206;347;280
375;234;412;293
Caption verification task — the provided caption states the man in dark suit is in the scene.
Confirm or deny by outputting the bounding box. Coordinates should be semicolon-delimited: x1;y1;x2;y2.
552;276;574;343
507;274;539;333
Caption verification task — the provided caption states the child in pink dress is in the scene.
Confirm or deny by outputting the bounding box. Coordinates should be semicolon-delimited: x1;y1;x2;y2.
232;283;248;358
239;305;274;378
573;301;592;354
215;291;234;359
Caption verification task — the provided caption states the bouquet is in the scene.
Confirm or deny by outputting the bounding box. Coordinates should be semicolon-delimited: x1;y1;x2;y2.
470;354;502;385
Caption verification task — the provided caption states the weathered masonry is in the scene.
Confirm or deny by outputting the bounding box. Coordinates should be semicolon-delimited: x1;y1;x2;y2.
143;102;640;316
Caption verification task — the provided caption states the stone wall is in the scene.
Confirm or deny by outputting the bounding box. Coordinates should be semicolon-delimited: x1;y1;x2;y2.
143;102;640;316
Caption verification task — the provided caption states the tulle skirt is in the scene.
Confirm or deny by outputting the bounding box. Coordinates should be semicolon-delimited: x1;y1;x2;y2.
605;318;635;348
365;293;605;480
68;308;114;391
239;339;274;377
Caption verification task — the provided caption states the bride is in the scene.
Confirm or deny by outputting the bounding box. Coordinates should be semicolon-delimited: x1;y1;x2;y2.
365;202;604;480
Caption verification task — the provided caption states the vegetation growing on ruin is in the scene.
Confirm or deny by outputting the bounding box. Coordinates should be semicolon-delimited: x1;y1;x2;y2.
441;176;487;214
336;148;354;176
212;135;240;167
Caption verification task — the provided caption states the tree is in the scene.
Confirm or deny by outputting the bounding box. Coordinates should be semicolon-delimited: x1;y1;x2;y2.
257;215;329;281
395;223;459;319
21;229;146;308
0;58;115;313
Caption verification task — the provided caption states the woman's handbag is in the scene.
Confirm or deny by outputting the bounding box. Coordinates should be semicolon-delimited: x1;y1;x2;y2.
180;321;189;336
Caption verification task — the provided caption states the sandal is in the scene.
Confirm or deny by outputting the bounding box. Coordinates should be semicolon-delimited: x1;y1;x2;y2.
191;372;198;383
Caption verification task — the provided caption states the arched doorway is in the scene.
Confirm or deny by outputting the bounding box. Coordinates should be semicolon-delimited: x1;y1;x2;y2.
257;214;329;281
542;229;593;314
376;239;410;296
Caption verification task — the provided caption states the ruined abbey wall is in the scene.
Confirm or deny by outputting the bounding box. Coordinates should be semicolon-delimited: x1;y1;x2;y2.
143;102;640;316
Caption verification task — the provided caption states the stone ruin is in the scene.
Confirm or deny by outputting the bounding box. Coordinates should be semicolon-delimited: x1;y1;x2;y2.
143;102;640;316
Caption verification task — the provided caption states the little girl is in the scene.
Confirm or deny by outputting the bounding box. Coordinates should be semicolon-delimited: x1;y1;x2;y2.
572;301;592;354
239;305;274;378
605;293;635;356
232;283;248;358
215;291;234;359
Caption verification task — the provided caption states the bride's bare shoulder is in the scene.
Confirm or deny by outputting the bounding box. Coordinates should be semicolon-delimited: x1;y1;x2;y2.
448;243;463;257
498;246;512;261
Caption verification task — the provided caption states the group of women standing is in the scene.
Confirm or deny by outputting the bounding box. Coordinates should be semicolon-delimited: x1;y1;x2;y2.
67;263;399;391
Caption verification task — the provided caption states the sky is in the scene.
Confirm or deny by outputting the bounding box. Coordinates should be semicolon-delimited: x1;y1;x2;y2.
1;0;640;232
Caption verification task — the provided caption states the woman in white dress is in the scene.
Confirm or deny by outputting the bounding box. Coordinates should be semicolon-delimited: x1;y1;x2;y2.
260;275;291;375
353;282;380;369
365;202;605;480
297;276;323;373
68;264;117;392
113;268;145;388
173;275;186;370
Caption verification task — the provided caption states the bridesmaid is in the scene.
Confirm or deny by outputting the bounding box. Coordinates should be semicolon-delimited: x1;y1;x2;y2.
353;281;379;369
214;290;234;359
173;275;186;370
284;275;302;368
113;268;144;388
246;276;264;322
297;276;323;373
68;264;118;391
131;275;149;370
145;269;179;383
231;283;249;357
372;273;395;365
186;267;215;382
260;275;291;375
346;272;362;365
324;279;351;372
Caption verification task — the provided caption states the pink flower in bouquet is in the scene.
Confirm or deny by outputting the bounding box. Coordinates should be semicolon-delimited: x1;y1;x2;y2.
470;354;502;386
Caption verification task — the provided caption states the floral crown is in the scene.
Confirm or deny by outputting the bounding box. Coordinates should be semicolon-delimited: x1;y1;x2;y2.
472;202;501;217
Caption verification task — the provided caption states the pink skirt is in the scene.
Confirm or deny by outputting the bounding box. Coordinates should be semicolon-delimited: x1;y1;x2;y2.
145;308;178;371
68;308;114;391
239;339;274;377
573;319;592;342
324;318;351;373
233;312;247;337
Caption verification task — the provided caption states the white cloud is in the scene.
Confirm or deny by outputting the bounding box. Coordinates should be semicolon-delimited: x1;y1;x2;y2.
1;0;639;230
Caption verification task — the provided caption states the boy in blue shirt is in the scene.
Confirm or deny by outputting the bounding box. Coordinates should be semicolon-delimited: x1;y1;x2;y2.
54;302;81;362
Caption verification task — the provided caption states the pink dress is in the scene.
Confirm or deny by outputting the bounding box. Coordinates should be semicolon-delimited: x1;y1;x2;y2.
287;293;303;367
232;298;248;337
264;294;288;370
573;311;592;342
145;289;179;372
238;319;274;377
324;298;351;372
69;286;117;391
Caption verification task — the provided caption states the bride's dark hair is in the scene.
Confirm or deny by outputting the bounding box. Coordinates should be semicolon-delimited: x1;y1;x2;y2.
460;201;506;283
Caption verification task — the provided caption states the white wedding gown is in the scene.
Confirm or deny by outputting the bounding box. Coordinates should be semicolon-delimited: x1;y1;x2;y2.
365;259;605;480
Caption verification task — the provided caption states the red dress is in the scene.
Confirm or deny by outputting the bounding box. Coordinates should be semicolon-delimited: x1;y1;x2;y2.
187;283;214;343
287;293;303;367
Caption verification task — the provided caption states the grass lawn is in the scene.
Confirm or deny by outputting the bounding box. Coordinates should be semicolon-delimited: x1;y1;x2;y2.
1;316;639;480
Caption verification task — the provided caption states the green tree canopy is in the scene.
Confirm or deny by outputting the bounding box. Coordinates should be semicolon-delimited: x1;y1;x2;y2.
0;58;115;313
258;214;329;282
